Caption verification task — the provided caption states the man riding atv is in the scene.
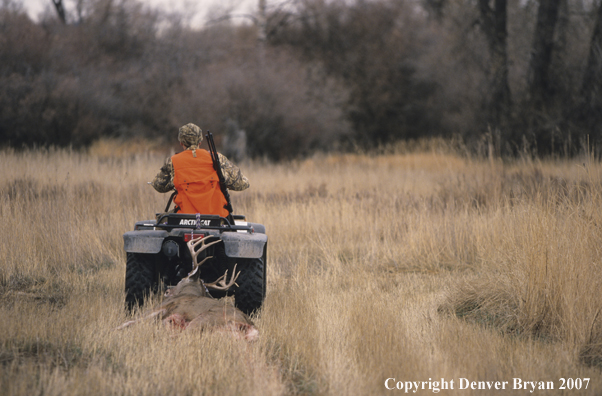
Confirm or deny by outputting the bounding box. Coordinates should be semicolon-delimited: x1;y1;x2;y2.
123;123;266;315
151;123;249;214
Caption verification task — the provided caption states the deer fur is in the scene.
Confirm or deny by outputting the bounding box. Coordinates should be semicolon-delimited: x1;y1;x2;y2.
117;236;258;341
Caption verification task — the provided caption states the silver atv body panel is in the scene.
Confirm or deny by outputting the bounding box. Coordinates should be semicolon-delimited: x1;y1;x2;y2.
123;222;267;259
123;230;168;254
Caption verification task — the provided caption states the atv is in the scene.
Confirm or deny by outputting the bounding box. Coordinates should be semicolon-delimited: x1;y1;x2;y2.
123;212;267;315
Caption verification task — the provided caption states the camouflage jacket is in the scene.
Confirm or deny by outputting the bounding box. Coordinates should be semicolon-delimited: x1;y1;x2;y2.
151;149;250;193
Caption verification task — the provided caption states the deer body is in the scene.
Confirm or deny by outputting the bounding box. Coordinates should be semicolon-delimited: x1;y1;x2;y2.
117;236;259;341
160;294;252;325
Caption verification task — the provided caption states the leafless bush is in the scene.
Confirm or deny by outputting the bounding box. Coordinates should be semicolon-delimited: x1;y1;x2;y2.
0;1;349;159
2;0;602;157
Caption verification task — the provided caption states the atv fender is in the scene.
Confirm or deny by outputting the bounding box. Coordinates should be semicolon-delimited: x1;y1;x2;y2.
221;232;267;259
123;230;168;254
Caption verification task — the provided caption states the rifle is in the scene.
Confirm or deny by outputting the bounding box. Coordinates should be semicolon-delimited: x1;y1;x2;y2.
205;132;235;224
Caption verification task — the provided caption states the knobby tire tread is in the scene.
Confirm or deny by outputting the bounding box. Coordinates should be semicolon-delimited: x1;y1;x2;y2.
234;258;265;316
124;253;156;312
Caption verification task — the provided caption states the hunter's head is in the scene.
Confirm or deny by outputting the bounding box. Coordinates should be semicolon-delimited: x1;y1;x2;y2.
178;123;202;148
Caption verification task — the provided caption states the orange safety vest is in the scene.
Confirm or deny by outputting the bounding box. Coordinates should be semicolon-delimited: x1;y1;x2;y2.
171;149;229;217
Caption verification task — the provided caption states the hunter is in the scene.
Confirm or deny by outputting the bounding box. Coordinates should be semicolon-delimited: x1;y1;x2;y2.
151;123;249;216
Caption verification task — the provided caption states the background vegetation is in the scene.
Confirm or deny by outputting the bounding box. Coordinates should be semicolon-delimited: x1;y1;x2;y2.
2;0;601;159
1;142;602;394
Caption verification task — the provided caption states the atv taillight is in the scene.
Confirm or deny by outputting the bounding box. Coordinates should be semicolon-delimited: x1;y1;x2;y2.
184;233;205;242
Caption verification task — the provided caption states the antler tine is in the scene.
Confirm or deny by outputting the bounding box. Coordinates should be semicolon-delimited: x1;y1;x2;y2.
187;236;222;267
184;256;214;282
204;264;240;291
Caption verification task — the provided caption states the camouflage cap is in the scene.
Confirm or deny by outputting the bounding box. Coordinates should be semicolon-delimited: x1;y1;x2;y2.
178;123;202;148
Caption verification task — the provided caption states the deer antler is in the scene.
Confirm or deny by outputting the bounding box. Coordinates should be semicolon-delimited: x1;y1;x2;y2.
183;236;223;282
204;264;240;291
187;235;222;268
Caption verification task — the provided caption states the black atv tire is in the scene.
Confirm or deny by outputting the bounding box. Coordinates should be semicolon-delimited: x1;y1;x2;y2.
234;257;266;316
124;252;157;312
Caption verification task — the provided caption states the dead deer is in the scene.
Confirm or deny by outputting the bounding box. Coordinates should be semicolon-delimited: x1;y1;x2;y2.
116;235;258;341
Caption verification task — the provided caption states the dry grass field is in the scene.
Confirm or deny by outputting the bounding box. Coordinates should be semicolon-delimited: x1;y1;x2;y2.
1;140;602;395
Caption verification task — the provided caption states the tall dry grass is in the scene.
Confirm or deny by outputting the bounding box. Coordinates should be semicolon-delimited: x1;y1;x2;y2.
1;142;601;395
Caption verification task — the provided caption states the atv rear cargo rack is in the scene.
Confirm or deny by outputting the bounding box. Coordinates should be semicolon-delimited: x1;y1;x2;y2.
133;213;255;233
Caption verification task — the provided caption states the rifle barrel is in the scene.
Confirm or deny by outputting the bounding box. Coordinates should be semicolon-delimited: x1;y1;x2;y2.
206;132;234;223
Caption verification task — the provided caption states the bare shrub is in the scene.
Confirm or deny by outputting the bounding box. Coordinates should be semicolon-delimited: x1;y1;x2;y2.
167;28;350;160
270;0;440;146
